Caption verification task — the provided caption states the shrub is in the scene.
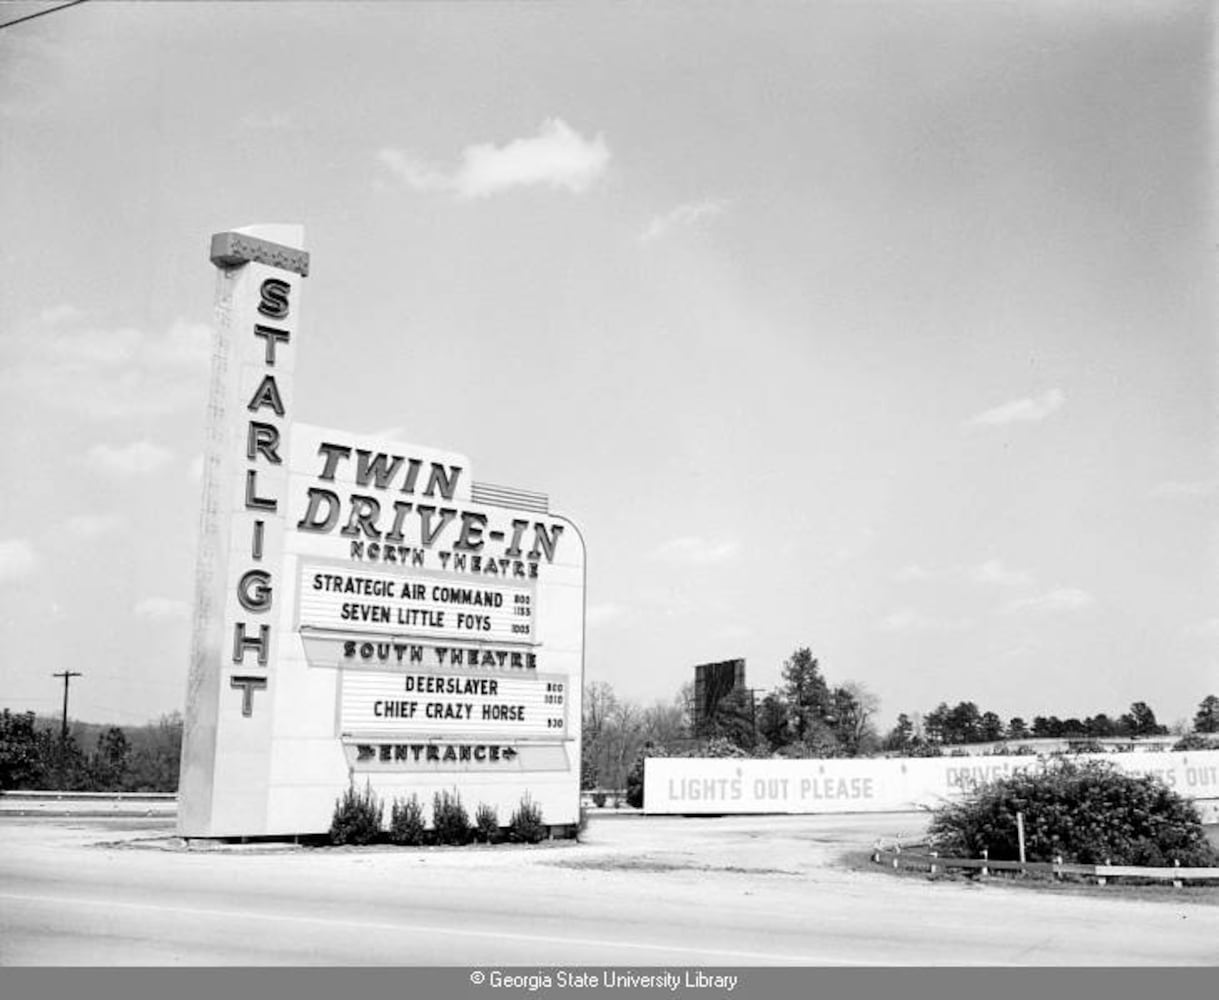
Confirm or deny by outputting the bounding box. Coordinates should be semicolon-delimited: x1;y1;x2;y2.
388;794;427;846
1173;733;1216;752
592;791;606;807
929;759;1219;867
330;781;383;845
473;802;500;844
432;788;471;845
508;794;547;843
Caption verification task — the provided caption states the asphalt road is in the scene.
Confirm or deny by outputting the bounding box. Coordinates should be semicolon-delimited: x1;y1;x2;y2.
1;813;1217;966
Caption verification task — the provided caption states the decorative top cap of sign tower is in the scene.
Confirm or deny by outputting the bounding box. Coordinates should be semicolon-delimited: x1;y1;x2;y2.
210;223;309;276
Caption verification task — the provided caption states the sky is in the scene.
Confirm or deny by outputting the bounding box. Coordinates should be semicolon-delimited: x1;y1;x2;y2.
0;1;1214;733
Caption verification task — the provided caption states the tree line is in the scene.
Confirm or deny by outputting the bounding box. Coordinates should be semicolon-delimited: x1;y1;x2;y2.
0;709;183;792
582;648;1219;792
883;694;1219;755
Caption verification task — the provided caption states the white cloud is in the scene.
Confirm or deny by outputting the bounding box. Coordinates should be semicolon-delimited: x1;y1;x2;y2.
586;603;627;628
187;454;205;482
379;118;610;199
970;559;1034;587
39;303;85;325
134;597;190;620
641;199;728;242
879;609;969;632
1005;587;1095;614
967;388;1064;426
894;560;1034;586
87;441;174;475
61;514;123;539
892;564;936;582
239;111;297;131
1150;480;1216;498
653;536;740;566
0;538;37;583
0;312;212;419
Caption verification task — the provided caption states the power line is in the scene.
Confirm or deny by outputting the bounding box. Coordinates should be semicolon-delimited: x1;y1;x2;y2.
0;0;89;32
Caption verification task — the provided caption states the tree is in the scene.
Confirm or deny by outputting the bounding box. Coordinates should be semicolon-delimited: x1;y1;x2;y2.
605;700;644;792
780;648;831;743
1193;695;1219;734
1086;713;1116;737
923;703;950;745
979;711;1005;743
945;701;982;744
91;726;130;790
756;692;790;751
640;696;686;748
1121;701;1166;738
882;713;915;752
581;681;619;789
829;682;879;756
1007;717;1029;739
0;710;52;790
125;712;183;792
698;688;756;752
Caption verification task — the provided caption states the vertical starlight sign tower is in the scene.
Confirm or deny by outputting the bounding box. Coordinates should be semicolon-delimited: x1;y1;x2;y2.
179;225;585;837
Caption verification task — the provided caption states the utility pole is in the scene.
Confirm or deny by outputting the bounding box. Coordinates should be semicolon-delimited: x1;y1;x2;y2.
52;671;82;741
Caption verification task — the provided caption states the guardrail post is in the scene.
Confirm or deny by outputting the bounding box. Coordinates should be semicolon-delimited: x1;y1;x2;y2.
1054;854;1063;881
1097;859;1109;886
1173;859;1182;889
929;850;938;875
980;848;988;878
872;839;881;863
893;842;901;869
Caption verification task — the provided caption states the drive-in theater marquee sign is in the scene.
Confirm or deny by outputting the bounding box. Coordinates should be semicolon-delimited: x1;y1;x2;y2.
179;225;585;837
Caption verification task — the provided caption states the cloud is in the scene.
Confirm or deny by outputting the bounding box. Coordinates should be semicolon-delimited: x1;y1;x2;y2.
640;199;728;242
879;609;969;632
586;603;628;628
967;388;1064;426
134;597;190;620
1004;587;1095;614
892;564;936;582
39;304;86;325
1150;480;1216;498
378;118;610;199
970;559;1034;587
0;311;212;419
187;454;205;482
61;514;123;539
653;536;740;566
239;111;298;131
894;560;1033;586
87;441;174;475
0;538;37;583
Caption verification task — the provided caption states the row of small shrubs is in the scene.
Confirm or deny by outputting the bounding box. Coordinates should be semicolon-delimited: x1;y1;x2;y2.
329;782;549;847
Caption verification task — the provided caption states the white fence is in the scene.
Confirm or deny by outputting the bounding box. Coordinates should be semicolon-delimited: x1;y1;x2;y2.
644;750;1219;822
